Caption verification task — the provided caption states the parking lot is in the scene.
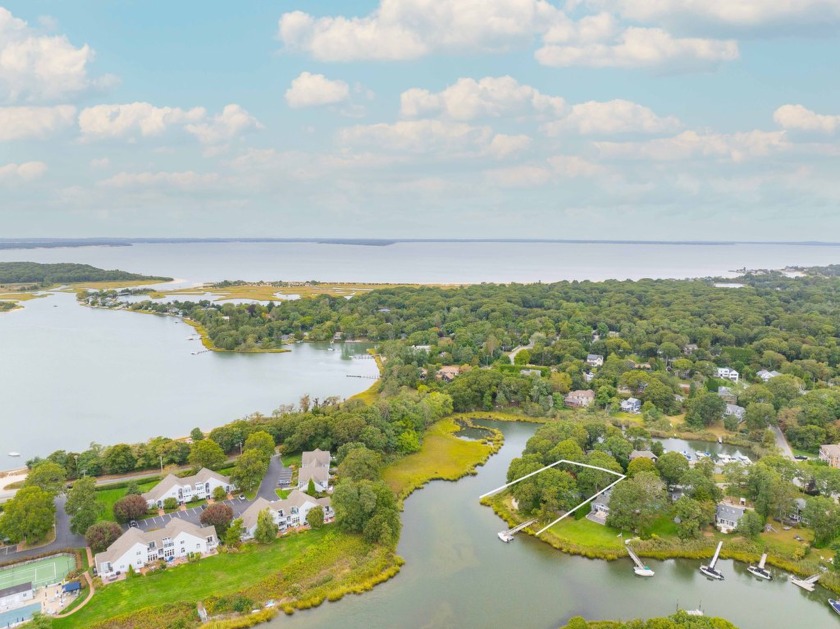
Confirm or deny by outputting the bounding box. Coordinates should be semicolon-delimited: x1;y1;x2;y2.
131;496;252;532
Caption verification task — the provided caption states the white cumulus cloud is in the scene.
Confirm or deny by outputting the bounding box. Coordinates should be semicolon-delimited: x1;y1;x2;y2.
79;102;260;143
544;99;681;135
774;104;840;134
79;102;205;139
587;0;840;32
0;8;111;103
536;26;738;70
185;104;262;144
0;105;76;140
596;129;789;162
278;0;563;61
400;76;565;120
285;72;351;108
0;161;47;182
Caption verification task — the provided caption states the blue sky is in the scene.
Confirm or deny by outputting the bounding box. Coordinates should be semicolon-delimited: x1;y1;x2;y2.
1;0;839;239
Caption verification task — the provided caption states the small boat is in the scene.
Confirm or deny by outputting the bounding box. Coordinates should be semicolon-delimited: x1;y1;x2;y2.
681;450;693;460
699;541;725;580
748;553;772;580
327;347;336;352
634;565;656;577
829;599;840;616
498;531;514;543
718;437;723;444
8;452;20;457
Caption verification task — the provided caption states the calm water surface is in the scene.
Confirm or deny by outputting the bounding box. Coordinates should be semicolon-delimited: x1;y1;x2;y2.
0;292;377;463
274;422;835;629
2;241;840;284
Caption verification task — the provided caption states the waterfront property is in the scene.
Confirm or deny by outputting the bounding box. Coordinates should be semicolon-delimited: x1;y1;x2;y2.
820;444;840;469
588;489;613;525
298;449;331;492
239;490;334;539
715;501;747;533
717;386;737;404
94;519;217;578
716;367;740;383
142;468;233;508
564;389;595;409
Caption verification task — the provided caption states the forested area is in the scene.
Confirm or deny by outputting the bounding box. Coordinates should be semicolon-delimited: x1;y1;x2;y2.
84;269;840;450
0;262;170;285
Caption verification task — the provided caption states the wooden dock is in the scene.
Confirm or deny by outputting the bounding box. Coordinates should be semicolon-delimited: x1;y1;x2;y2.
790;574;820;592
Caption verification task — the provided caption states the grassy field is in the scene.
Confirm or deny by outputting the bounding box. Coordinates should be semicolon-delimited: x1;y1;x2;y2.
382;417;500;501
95;480;158;522
54;528;397;628
547;517;626;552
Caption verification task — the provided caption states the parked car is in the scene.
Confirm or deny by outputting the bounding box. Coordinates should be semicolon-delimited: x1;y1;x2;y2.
238;494;246;501
129;520;139;528
200;504;208;510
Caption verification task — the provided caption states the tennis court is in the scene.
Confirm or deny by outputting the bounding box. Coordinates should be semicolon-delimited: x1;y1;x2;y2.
0;554;75;591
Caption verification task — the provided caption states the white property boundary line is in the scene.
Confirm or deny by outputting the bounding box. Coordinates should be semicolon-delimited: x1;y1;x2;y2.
479;459;626;537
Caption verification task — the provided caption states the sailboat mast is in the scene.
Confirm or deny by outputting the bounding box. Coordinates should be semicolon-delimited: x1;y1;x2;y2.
710;541;723;568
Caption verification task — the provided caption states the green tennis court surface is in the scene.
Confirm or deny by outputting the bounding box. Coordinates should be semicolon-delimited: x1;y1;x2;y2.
0;554;75;590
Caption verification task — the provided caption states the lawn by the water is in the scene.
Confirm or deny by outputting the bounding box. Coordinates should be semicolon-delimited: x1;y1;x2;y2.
54;527;376;628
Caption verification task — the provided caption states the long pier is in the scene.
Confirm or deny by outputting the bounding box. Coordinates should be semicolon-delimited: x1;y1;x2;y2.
498;519;537;542
625;543;646;570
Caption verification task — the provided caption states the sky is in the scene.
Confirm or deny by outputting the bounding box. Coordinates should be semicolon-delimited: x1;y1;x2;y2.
1;0;839;240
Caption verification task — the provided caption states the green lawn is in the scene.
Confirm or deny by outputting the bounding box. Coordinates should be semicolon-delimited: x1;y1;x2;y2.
54;528;383;628
95;480;158;522
648;515;679;538
548;517;626;552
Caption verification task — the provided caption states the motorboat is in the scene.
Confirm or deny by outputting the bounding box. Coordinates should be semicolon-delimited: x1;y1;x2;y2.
8;452;20;457
498;531;514;543
699;541;725;580
634;565;656;577
747;553;772;580
829;599;840;616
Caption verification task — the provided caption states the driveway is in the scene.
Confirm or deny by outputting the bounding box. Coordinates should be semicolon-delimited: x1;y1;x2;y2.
256;455;293;502
772;426;795;460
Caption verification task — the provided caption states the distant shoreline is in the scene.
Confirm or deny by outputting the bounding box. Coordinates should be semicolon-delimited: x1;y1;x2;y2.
3;237;840;250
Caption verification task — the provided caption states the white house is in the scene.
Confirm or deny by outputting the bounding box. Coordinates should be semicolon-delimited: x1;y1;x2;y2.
239;490;334;539
94;519;217;578
142;468;233;508
620;397;642;413
586;354;604;368
298;449;331;492
819;444;840;469
757;369;781;382
0;582;34;609
716;367;739;383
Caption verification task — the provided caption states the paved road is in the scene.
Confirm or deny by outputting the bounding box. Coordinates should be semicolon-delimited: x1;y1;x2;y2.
773;425;796;460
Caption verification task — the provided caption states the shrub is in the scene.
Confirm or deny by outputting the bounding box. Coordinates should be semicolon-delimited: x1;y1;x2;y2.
163;497;179;511
213;486;228;501
201;503;234;536
85;521;123;553
113;494;149;523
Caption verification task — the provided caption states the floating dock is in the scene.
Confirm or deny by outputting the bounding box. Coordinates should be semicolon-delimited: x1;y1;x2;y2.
791;574;820;592
625;542;655;577
498;519;536;543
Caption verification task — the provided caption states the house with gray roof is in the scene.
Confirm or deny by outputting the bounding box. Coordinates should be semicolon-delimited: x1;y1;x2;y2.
586;354;604;368
142;468;233;508
94;519;217;578
715;501;747;533
239;490;334;540
620;397;642;413
629;450;658;462
0;582;33;609
724;404;746;423
757;369;781;382
298;449;332;492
